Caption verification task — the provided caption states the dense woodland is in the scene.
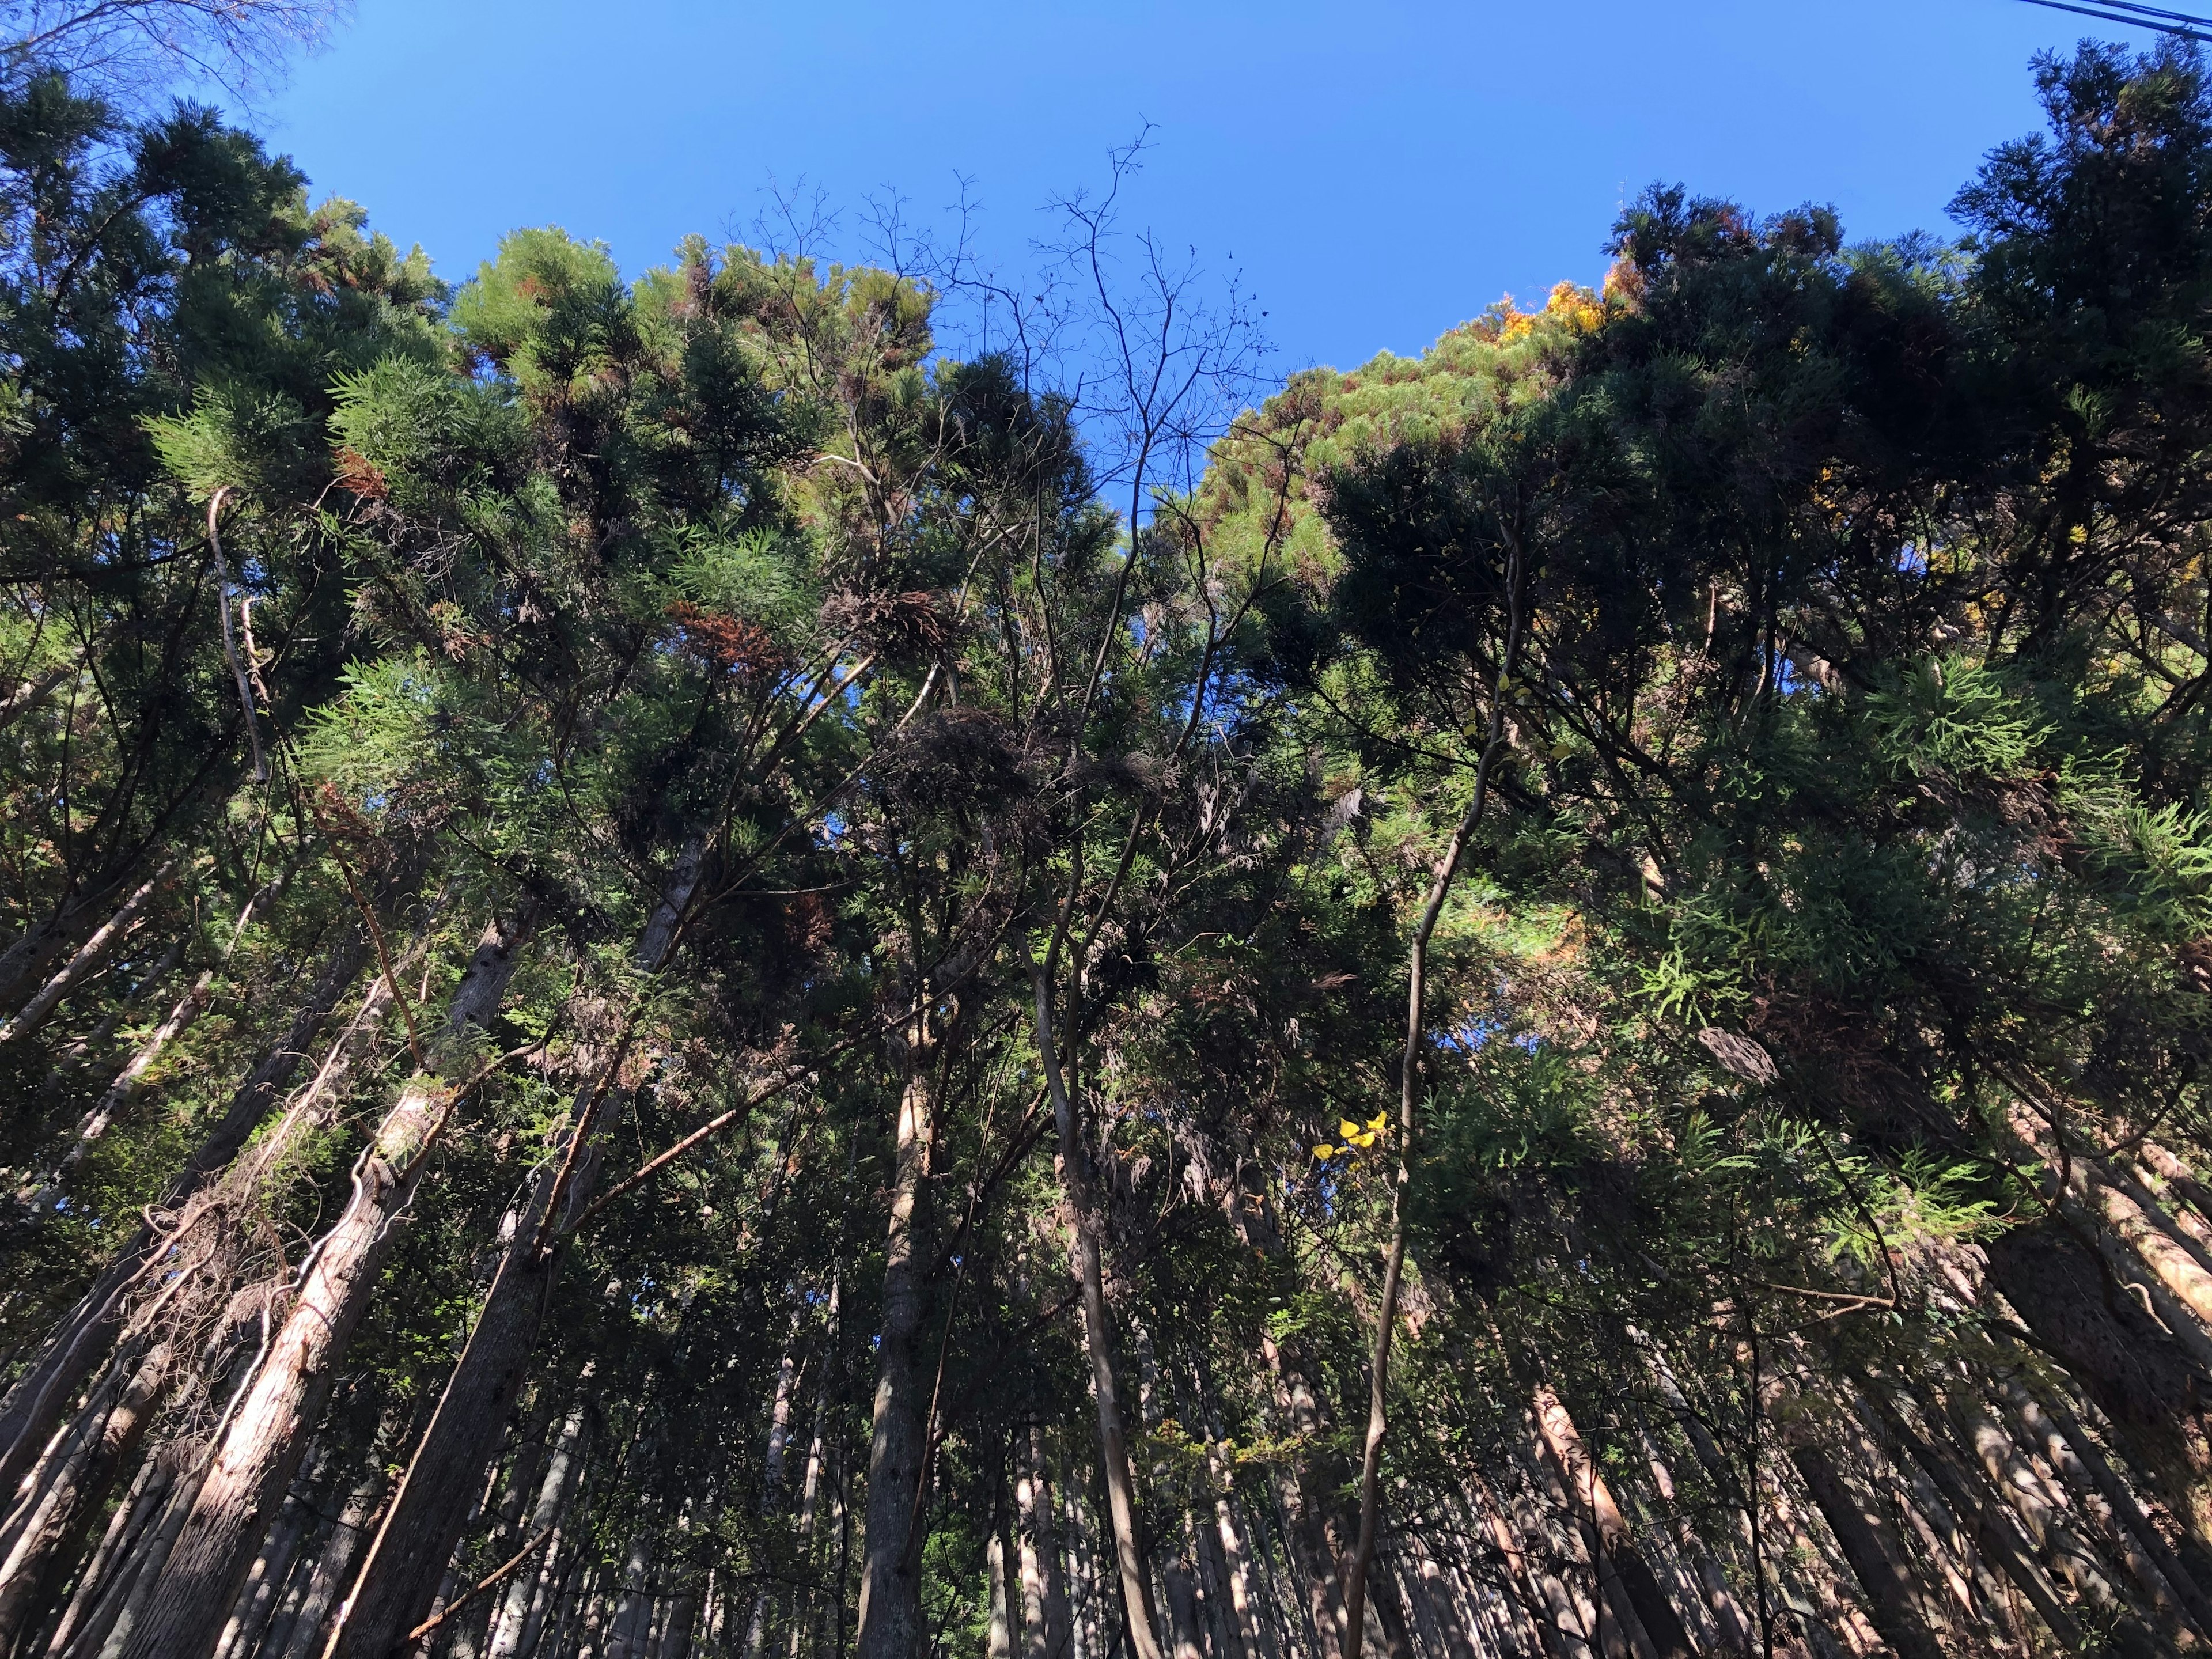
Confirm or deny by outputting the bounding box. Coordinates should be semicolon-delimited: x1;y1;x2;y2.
8;9;2212;1659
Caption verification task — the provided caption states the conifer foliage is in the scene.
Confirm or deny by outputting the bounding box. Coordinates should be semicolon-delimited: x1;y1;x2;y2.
12;18;2212;1659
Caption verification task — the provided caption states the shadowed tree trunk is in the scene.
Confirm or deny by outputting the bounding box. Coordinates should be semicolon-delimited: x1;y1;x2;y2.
854;994;940;1659
320;852;699;1659
115;909;531;1659
0;921;371;1509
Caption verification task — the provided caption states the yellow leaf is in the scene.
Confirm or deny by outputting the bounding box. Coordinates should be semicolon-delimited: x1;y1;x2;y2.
1339;1118;1363;1142
1349;1131;1377;1149
1312;1144;1338;1160
1365;1111;1389;1134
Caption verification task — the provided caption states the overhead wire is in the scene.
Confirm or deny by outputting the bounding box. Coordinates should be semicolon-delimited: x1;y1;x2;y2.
2016;0;2212;41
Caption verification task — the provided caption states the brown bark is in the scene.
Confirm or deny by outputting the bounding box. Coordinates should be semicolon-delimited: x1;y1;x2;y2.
1781;1442;1942;1659
211;1444;320;1659
40;1444;166;1658
1018;1428;1073;1659
1026;955;1164;1659
484;1375;590;1659
1633;1426;1751;1657
269;1453;391;1659
990;1521;1018;1659
322;855;694;1659
1986;1217;2212;1548
1530;1388;1698;1659
853;999;938;1659
0;922;370;1509
1256;1333;1351;1659
1162;1551;1204;1659
1;859;175;1044
115;911;529;1659
1866;1383;2086;1653
2018;1377;2212;1636
0;1338;164;1653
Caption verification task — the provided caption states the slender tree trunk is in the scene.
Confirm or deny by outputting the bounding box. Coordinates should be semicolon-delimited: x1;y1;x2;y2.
0;938;393;1640
1499;1452;1601;1659
2015;1375;2212;1635
0;1339;165;1652
0;868;147;1022
1343;539;1524;1659
1027;955;1164;1659
990;1509;1018;1659
742;1309;805;1659
1951;1392;2128;1618
1865;1382;2085;1653
781;1271;837;1659
1631;1426;1751;1658
853;993;938;1659
487;1373;594;1659
0;662;74;734
28;870;289;1210
115;911;529;1659
324;854;696;1659
1781;1440;1942;1659
1529;1389;1696;1659
40;1446;165;1658
30;934;181;1119
1;859;176;1045
1020;1429;1073;1659
273;1456;393;1659
0;923;371;1508
1254;1335;1351;1659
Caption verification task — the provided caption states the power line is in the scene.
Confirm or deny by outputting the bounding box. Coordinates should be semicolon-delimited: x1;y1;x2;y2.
2017;0;2212;41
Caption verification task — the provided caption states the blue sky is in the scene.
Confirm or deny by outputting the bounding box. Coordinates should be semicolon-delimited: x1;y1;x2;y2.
238;1;2127;376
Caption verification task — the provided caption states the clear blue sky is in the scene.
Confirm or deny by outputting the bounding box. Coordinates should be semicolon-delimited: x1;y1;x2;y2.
235;0;2129;375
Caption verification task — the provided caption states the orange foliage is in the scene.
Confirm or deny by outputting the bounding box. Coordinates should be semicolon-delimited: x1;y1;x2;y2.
666;600;787;680
334;447;389;500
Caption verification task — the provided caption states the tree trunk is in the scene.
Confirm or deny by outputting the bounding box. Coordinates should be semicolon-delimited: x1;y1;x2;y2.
0;1338;165;1653
786;1271;838;1659
1781;1441;1942;1659
40;1445;166;1658
211;1441;322;1659
1161;1553;1203;1659
1985;1216;2212;1548
0;662;74;734
486;1372;593;1659
115;911;529;1659
741;1309;804;1659
271;1455;392;1659
2015;1374;2212;1636
1256;1334;1351;1659
28;872;289;1211
990;1525;1018;1659
1020;1429;1073;1659
0;869;146;1022
1529;1388;1696;1659
1;859;175;1044
0;923;371;1509
853;998;938;1659
323;854;696;1659
1026;956;1163;1659
1864;1382;2084;1653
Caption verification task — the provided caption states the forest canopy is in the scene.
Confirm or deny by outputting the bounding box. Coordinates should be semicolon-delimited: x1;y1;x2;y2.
2;18;2212;1659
